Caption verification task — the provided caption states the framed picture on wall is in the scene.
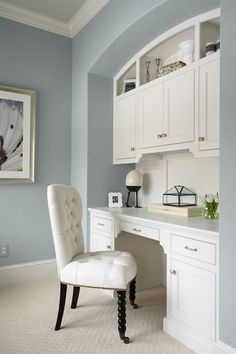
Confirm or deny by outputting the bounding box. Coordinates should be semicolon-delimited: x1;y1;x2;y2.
108;192;123;208
0;85;36;183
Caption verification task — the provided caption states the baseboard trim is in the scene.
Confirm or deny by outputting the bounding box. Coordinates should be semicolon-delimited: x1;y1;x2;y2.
214;341;236;354
163;316;214;354
0;259;57;285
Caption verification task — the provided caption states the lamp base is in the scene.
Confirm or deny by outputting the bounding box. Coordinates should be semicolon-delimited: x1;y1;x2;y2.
125;188;142;208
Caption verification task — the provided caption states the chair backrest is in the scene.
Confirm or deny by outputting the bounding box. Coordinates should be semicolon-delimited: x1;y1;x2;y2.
47;184;84;275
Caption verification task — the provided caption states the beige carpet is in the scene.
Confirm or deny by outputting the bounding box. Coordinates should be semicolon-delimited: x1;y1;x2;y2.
0;278;194;354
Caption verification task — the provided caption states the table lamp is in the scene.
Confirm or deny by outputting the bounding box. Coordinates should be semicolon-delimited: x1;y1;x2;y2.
125;170;143;208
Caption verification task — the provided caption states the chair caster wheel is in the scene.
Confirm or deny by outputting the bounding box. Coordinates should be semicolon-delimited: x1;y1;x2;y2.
121;336;130;344
130;300;139;309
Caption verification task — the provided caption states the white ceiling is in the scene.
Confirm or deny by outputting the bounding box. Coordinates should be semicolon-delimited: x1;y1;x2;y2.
0;0;109;37
3;0;87;23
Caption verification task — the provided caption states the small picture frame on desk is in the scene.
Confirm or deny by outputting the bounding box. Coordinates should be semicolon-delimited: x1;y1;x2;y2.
122;79;136;94
108;192;123;208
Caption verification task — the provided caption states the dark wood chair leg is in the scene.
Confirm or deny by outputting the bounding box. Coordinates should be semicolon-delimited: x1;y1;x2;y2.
117;291;129;344
71;286;80;309
55;283;67;331
129;278;138;309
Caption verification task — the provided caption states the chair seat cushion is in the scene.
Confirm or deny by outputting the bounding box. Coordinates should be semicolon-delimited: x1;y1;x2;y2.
60;250;137;290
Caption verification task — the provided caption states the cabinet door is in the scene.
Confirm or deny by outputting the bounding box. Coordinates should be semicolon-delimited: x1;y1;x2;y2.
138;83;164;148
170;259;215;341
163;70;194;145
91;232;112;252
114;94;136;160
198;59;219;150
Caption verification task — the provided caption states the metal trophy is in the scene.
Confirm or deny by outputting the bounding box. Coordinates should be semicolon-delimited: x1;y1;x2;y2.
155;57;161;78
145;60;151;83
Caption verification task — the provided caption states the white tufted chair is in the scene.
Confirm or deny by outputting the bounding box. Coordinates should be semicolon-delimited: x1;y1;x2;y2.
47;184;138;344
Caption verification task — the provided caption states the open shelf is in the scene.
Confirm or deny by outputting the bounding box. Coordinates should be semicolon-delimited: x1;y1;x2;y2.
200;17;220;59
117;63;136;96
140;27;194;86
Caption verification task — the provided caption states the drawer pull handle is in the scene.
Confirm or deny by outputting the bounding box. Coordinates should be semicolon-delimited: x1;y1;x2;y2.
185;246;197;252
133;227;142;233
106;245;111;250
157;134;162;139
198;136;205;142
98;222;104;227
170;269;176;275
162;133;167;138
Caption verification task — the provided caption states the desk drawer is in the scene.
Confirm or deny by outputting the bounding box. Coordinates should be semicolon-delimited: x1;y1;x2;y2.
171;234;216;265
120;221;160;241
92;216;112;234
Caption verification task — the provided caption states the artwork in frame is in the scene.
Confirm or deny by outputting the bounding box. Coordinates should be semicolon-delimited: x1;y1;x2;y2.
0;85;36;183
108;192;123;208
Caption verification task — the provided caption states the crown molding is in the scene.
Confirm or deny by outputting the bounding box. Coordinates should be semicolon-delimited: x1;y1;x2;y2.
68;0;109;37
0;1;70;37
0;0;109;38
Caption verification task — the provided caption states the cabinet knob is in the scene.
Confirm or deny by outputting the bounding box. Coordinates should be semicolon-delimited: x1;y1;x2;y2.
170;269;176;275
157;134;162;139
106;245;111;250
130;147;135;151
162;133;167;138
198;137;205;142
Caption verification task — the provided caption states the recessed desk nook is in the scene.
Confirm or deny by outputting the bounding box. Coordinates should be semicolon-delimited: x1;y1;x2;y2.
89;207;219;354
90;7;220;354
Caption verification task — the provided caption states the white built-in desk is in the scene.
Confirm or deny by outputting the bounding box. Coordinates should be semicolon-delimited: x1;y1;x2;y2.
89;207;219;354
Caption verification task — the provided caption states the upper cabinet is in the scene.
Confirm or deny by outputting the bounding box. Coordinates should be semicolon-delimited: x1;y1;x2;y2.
138;69;194;149
138;81;164;148
163;69;194;145
113;9;220;164
198;57;219;151
113;93;136;162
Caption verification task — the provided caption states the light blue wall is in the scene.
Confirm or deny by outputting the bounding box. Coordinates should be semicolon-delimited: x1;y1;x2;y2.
220;0;236;349
1;0;235;348
0;18;72;266
87;73;131;209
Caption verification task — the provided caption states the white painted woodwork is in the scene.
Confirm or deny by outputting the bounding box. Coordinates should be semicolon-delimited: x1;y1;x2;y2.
170;258;215;341
171;233;216;264
120;221;160;241
91;231;112;252
138;69;194;149
92;215;112;234
114;93;136;160
198;58;219;150
89;207;219;354
113;9;220;163
138;82;164;148
163;69;194;145
0;0;109;38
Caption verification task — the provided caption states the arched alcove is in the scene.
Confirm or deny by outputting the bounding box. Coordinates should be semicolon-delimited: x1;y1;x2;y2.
86;0;219;231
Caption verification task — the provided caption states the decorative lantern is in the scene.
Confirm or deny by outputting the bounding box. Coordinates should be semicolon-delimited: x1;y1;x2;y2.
162;185;196;207
125;170;143;208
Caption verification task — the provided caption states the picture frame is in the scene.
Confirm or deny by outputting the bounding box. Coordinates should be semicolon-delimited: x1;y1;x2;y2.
0;85;36;183
108;192;123;208
122;79;136;94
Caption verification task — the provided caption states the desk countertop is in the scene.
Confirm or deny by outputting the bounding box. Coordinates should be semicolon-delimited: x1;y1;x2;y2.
89;207;219;236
